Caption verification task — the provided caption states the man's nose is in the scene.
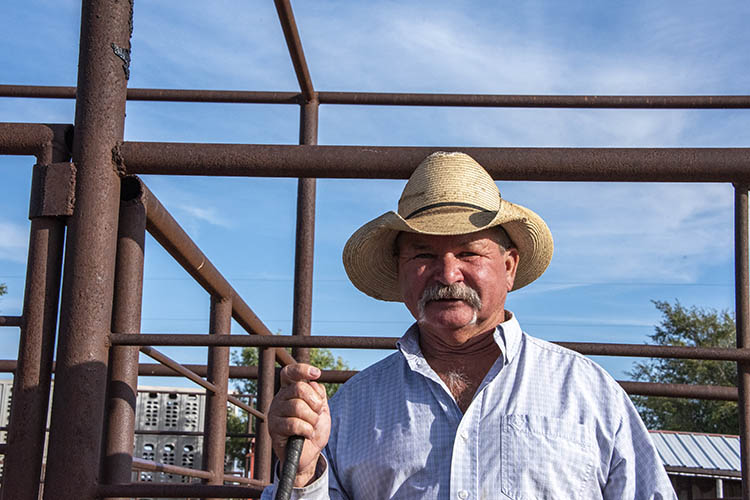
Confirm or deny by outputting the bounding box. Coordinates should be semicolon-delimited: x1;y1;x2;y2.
435;254;462;284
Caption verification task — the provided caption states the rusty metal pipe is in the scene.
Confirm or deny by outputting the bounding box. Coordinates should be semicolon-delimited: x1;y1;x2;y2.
203;296;232;496
291;100;319;363
42;1;132;498
273;0;314;101
96;483;266;499
103;177;147;496
735;184;750;500
255;347;276;483
140;182;295;366
619;381;738;401
0;122;72;163
6;84;750;109
316;92;750;109
131;457;266;485
0;316;23;327
131;456;213;481
2;219;65;500
119;142;750;183
109;333;750;361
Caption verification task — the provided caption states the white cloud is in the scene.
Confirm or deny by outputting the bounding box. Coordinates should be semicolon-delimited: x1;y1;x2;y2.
0;221;28;263
173;203;232;229
519;182;734;283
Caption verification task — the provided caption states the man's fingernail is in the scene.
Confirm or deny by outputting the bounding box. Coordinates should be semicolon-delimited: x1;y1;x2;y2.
310;367;321;377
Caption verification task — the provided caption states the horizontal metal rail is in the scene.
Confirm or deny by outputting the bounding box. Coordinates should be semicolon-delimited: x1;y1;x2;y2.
0;360;737;400
110;333;750;360
96;482;266;499
131;457;264;486
4;84;750;109
140;181;295;366
139;346;264;420
119;142;750;183
0;122;73;163
0;316;22;327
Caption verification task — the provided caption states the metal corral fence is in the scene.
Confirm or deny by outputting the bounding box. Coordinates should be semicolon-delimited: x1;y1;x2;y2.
1;1;750;499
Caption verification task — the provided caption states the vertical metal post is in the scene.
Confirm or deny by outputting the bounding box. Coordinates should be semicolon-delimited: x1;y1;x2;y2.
254;347;276;482
2;219;65;500
291;99;319;363
735;183;750;500
43;1;132;498
103;177;146;497
202;295;232;497
2;131;70;500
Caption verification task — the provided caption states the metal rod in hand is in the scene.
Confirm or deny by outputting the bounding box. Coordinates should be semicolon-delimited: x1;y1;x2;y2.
275;435;305;500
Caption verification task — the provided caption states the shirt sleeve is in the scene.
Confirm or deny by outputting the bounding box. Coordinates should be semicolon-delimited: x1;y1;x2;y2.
603;393;677;500
259;455;338;500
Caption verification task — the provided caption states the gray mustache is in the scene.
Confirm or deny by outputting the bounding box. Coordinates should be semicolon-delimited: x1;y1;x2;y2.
417;283;482;314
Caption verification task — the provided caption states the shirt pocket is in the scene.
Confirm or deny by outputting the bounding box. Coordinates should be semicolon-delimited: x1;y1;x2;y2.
500;415;596;500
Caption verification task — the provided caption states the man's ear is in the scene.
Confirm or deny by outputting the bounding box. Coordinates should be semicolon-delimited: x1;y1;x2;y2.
505;248;520;291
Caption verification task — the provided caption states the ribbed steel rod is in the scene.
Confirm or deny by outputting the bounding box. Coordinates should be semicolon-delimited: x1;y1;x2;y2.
119;142;750;183
110;333;750;360
5;84;750;109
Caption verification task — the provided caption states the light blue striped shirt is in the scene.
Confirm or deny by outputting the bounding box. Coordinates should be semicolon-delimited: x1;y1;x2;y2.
263;313;676;499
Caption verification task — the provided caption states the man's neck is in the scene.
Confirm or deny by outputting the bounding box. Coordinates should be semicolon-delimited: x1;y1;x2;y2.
419;326;502;413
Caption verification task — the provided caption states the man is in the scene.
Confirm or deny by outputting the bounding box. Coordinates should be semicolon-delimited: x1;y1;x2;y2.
262;152;676;499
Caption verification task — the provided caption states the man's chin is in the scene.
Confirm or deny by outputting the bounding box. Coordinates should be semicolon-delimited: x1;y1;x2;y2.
417;308;479;330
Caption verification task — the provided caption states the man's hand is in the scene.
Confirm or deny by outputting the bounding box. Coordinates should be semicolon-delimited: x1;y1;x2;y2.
268;363;331;487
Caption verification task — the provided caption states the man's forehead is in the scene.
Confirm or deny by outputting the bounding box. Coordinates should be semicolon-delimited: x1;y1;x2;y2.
398;230;498;249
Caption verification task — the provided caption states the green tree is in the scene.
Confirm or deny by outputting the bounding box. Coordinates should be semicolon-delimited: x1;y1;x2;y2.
628;300;738;434
225;343;351;467
0;283;6;296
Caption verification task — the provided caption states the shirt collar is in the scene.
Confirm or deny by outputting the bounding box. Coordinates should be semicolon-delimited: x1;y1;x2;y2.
396;310;524;367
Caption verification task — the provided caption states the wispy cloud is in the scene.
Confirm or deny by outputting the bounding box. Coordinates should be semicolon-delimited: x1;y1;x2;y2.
172;203;232;229
0;221;28;263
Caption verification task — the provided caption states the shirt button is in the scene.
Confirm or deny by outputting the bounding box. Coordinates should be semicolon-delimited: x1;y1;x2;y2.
458;490;469;499
460;431;468;441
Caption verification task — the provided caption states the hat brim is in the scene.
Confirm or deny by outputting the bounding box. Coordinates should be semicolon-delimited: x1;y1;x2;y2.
342;199;553;302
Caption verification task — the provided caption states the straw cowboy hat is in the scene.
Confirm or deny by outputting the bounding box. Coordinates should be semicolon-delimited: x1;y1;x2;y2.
342;151;554;302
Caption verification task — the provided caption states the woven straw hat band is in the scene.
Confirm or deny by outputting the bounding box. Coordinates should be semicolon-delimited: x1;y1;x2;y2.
398;152;501;218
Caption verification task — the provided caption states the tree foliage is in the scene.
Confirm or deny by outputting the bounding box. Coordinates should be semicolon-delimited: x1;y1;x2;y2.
225;343;351;467
628;300;738;434
0;283;6;296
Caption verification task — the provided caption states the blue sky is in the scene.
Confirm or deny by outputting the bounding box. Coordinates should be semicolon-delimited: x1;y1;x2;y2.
2;1;750;388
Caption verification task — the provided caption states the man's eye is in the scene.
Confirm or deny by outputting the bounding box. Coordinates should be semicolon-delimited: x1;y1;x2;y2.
413;253;434;260
459;252;478;258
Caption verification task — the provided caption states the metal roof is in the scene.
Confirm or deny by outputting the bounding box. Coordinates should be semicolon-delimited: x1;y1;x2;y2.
650;430;741;475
